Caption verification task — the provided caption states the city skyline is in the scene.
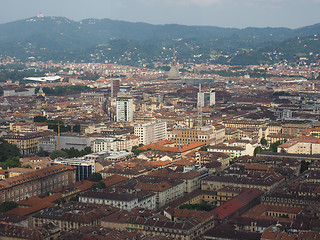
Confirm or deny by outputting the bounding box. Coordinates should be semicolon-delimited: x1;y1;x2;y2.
1;0;320;29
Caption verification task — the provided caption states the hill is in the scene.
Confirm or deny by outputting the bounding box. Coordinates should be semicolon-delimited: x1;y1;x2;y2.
0;16;320;65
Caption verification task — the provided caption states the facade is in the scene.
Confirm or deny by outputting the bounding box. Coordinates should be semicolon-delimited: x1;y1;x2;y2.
208;144;247;158
223;120;266;129
93;135;139;152
3;87;35;97
37;136;56;152
93;138;118;152
116;97;133;122
79;189;156;210
52;158;95;181
171;126;215;146
9;122;49;133
198;90;215;108
58;134;90;151
134;121;167;145
148;168;201;193
0;165;76;204
111;78;120;98
201;173;284;192
278;136;320;154
3;131;55;155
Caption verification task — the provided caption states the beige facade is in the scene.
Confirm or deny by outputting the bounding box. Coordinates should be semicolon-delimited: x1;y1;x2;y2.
171;126;215;146
278;137;320;154
10;122;49;133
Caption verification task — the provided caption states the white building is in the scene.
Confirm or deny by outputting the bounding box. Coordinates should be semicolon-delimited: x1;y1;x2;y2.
134;121;167;145
197;90;215;108
92;136;139;152
116;97;133;122
93;138;118;152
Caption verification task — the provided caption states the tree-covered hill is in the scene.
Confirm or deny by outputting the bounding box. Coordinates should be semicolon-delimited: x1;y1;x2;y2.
0;16;320;65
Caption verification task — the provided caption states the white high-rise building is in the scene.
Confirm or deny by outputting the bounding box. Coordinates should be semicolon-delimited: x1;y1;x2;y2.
134;121;167;145
197;90;215;108
116;97;133;122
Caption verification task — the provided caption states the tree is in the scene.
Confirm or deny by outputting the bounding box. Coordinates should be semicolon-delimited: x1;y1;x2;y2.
37;147;49;157
50;150;68;160
63;147;81;158
0;201;17;212
0;156;21;169
91;181;106;189
260;138;268;146
269;141;281;152
69;195;79;202
54;197;66;205
254;146;263;156
179;203;214;211
80;146;92;156
33;115;47;122
0;139;20;162
73;124;81;133
22;164;32;169
199;145;208;151
87;172;102;182
300;160;311;173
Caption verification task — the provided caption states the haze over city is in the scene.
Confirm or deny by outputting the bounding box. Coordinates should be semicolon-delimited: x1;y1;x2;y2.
1;0;320;28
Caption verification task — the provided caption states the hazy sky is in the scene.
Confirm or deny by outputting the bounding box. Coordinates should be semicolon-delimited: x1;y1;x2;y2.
1;0;320;28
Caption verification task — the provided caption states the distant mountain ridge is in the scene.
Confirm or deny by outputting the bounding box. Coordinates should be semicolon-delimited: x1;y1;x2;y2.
0;16;320;65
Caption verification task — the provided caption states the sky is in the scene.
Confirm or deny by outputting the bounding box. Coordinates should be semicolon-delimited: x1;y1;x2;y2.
1;0;320;29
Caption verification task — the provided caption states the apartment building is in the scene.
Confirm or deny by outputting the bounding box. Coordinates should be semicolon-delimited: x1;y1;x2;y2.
171;126;215;146
0;164;76;204
134;121;167;145
116;96;133;122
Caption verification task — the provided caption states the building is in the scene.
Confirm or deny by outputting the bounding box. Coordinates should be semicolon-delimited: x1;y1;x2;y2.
93;138;118;152
170;126;215;146
0;222;60;240
58;134;90;151
20;156;52;170
148;168;201;193
79;189;156;210
111;78;120;98
3;131;55;155
116;97;133;122
198;90;215;108
52;158;95;181
134;121;167;145
277;136;320;154
101;209;214;240
9;122;49;133
208;144;247;158
0;165;76;204
201;172;285;193
3;87;35;97
31;202;118;231
117;176;185;208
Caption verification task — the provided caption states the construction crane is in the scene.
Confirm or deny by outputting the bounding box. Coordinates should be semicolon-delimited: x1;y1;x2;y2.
198;84;203;128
